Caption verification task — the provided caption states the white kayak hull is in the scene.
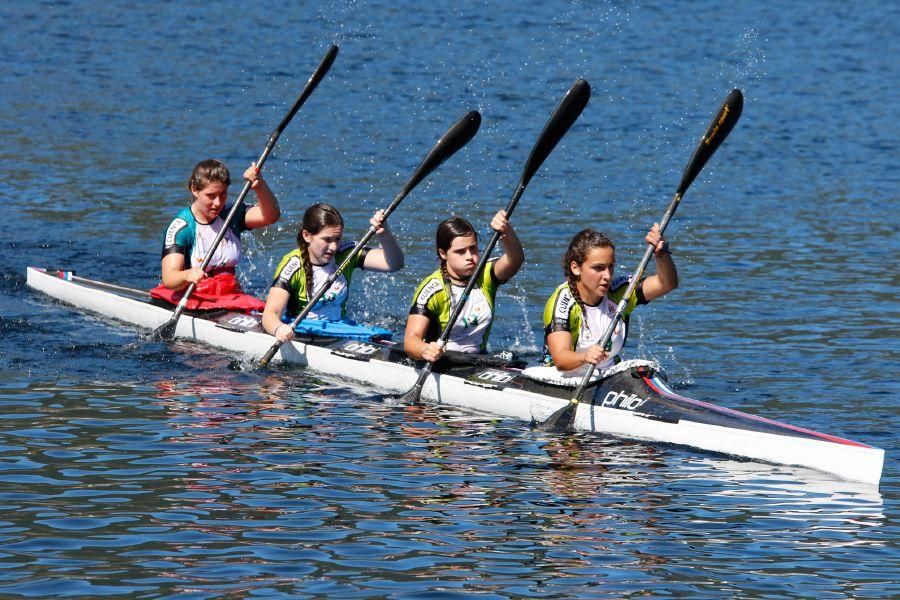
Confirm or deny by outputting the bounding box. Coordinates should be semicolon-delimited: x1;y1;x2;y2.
25;267;884;486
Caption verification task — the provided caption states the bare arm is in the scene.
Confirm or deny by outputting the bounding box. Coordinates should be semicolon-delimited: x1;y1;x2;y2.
490;210;524;282
362;209;405;272
161;253;206;291
404;313;445;362
639;223;678;302
243;164;281;229
546;330;608;372
262;287;293;342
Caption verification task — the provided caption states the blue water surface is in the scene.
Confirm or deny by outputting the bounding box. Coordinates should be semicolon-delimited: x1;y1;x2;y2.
0;0;897;597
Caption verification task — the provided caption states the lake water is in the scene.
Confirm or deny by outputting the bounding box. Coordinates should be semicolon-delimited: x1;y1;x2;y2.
1;0;898;596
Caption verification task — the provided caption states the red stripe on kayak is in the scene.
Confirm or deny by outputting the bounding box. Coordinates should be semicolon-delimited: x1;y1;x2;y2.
643;376;873;449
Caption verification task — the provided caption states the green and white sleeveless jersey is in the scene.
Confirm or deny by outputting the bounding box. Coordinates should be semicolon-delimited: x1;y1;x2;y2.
270;242;369;321
541;275;645;375
409;259;501;354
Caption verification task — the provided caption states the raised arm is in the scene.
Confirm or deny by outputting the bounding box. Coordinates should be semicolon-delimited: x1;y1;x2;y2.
362;209;405;272
638;223;678;302
243;163;281;228
489;210;524;282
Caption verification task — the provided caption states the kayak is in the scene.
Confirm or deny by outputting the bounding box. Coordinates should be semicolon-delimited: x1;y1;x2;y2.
25;266;884;485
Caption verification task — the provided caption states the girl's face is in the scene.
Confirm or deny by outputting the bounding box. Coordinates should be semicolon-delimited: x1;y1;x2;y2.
191;181;228;222
571;246;615;304
439;234;479;280
303;226;343;265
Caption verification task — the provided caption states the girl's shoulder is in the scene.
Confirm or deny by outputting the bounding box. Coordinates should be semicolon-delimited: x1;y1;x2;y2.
274;248;305;276
543;282;578;322
168;205;195;224
411;269;445;306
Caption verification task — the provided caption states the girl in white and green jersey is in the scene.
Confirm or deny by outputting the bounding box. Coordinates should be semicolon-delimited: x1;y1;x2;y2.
404;211;524;362
542;225;678;377
261;203;404;342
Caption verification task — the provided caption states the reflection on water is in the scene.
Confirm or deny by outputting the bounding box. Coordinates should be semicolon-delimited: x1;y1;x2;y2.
0;371;889;596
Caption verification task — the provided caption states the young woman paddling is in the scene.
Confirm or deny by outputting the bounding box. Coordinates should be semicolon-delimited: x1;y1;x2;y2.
404;211;524;362
262;203;404;342
153;159;280;312
542;224;677;376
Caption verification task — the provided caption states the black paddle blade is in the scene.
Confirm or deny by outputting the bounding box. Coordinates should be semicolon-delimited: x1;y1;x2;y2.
677;88;744;196
537;399;578;432
150;316;178;341
393;382;426;406
398;110;482;199
520;78;591;189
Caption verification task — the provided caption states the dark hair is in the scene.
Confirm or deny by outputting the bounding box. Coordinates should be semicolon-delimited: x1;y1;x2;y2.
564;228;615;322
436;216;478;282
298;203;344;299
188;159;231;194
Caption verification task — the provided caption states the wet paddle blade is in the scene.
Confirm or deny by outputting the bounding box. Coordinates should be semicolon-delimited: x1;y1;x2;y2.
677;89;743;195
394;381;426;406
150;315;178;341
537;399;579;432
275;45;339;135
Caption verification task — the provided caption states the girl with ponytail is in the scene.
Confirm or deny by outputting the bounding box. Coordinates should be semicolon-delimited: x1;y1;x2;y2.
541;224;678;376
261;204;404;342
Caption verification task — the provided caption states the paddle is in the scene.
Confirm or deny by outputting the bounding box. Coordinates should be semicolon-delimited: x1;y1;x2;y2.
539;88;744;432
150;44;339;341
396;78;592;406
258;110;483;367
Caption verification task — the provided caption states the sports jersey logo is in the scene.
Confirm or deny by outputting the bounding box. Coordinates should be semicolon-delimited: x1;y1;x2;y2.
415;278;443;307
278;256;303;283
606;300;616;317
165;218;188;247
554;289;574;320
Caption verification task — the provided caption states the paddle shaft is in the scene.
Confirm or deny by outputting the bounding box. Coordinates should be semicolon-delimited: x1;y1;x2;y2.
151;44;338;340
257;110;482;367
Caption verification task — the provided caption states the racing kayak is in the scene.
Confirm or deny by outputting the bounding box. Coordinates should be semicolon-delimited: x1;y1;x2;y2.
25;266;884;485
